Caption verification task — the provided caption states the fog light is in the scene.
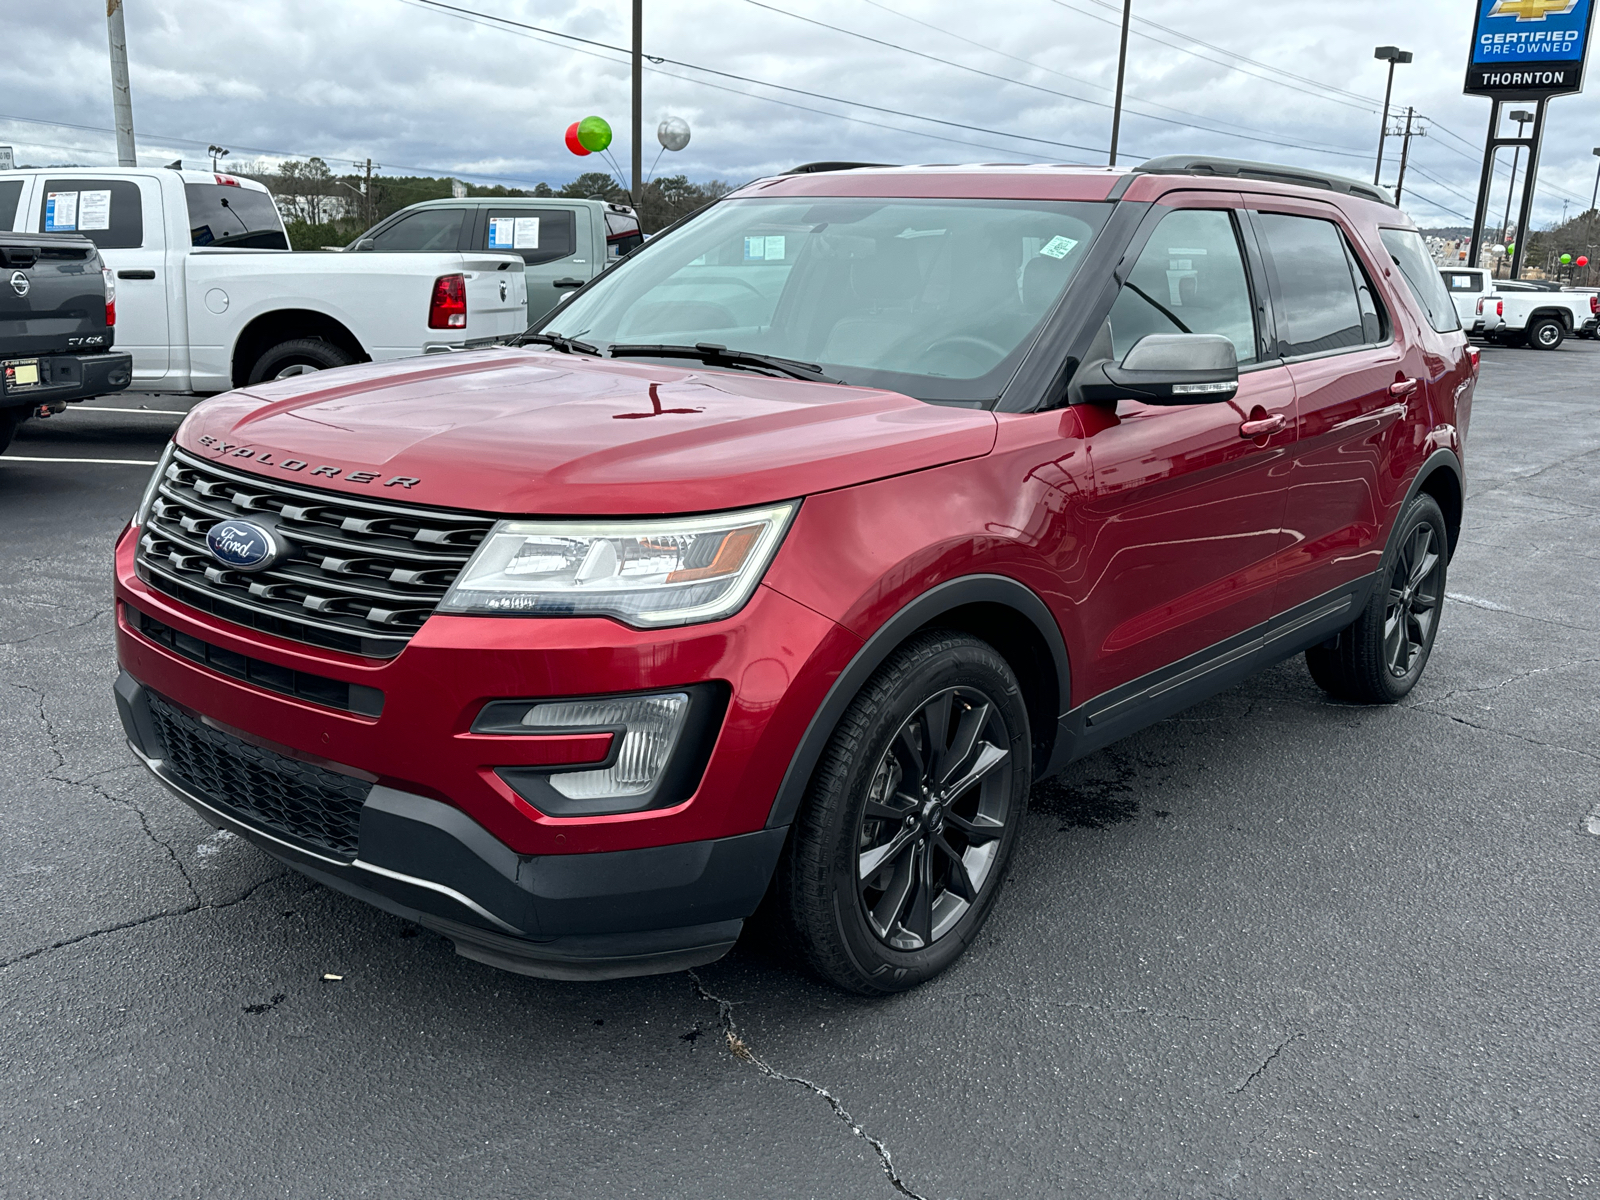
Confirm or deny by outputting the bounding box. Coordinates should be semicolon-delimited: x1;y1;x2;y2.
520;692;690;802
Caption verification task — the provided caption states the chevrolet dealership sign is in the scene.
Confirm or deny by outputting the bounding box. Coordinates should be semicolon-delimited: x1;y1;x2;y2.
1466;0;1595;96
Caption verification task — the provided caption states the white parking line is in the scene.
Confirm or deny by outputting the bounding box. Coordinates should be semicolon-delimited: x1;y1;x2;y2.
0;455;159;466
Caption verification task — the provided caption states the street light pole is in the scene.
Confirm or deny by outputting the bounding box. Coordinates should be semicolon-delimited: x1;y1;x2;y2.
1372;46;1411;187
631;0;642;209
1108;0;1132;167
1501;109;1535;244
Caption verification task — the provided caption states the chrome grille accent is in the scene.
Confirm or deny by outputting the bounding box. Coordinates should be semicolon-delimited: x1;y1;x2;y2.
134;449;495;658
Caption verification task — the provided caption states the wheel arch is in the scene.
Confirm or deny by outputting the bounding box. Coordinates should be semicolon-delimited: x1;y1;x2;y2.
1527;307;1573;331
765;575;1071;830
1402;448;1464;560
230;309;371;388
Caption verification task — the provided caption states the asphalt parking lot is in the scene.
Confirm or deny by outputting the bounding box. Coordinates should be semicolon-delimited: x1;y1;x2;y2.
3;342;1598;1200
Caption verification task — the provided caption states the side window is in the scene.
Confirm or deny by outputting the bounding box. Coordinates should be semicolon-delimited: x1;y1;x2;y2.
1255;213;1379;358
1382;228;1462;334
0;180;22;231
1443;270;1483;294
38;179;144;249
483;208;576;266
1103;208;1258;365
368;208;466;252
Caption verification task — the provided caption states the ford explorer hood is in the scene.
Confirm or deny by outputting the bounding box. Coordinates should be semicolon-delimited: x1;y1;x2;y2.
176;349;998;514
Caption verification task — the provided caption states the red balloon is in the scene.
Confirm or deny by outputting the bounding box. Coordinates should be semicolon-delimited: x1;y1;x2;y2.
565;122;591;156
1578;256;1591;267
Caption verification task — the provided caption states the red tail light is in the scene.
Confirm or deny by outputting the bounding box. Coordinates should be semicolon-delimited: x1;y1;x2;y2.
1590;293;1598;315
1476;297;1484;315
1468;346;1480;373
102;266;116;328
1497;300;1504;317
428;273;467;329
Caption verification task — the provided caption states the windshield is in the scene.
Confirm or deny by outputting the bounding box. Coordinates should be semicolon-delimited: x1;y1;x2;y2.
543;196;1111;403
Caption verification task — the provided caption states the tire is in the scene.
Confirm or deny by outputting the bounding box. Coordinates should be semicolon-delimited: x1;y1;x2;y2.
780;631;1031;994
246;338;356;385
1527;317;1565;351
1305;493;1449;705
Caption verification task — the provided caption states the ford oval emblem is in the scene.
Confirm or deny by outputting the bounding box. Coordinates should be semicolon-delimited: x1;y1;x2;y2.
205;520;282;572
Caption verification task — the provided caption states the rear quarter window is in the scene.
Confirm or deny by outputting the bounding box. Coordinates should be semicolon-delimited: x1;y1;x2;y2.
1381;228;1461;334
38;179;144;249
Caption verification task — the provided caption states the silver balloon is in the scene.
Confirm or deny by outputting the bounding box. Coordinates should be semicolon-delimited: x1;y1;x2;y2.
657;116;691;152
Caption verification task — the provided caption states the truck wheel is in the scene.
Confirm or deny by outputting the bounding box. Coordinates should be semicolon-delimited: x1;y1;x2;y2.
1305;493;1448;705
1527;317;1565;351
780;631;1030;994
247;338;356;385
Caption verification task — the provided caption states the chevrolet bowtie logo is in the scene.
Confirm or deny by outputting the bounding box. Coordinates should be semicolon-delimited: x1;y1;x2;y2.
1489;0;1578;21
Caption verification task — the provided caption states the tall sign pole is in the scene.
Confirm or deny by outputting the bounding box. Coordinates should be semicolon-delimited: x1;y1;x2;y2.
1464;0;1595;280
1107;0;1131;167
631;0;643;208
107;0;137;167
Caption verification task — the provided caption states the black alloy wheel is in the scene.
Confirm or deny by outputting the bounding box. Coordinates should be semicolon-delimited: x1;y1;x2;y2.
1305;492;1450;704
782;631;1030;994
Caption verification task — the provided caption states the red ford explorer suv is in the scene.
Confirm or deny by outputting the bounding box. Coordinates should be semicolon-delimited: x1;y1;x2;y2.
115;157;1474;993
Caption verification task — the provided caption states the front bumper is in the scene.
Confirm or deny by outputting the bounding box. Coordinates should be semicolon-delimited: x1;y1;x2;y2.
117;670;786;979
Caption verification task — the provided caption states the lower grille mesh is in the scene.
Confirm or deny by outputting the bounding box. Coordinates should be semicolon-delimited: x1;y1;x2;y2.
146;691;369;859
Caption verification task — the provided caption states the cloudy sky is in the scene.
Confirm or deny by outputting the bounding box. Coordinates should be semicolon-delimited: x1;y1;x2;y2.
4;0;1599;230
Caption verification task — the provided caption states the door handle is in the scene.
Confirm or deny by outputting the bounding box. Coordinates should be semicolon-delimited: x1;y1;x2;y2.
1239;413;1286;438
552;278;585;289
117;269;156;280
1388;377;1419;398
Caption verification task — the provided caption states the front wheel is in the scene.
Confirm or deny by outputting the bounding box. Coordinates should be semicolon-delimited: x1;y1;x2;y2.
1305;493;1449;704
781;631;1031;994
1528;317;1565;351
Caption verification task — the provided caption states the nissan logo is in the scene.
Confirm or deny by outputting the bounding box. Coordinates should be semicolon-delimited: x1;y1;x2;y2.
205;520;287;572
9;271;28;297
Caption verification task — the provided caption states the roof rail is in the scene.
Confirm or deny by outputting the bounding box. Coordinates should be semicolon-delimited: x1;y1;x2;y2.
1133;156;1396;207
783;161;897;175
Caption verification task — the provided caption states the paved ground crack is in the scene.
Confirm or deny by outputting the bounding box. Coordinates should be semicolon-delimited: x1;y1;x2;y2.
0;606;112;648
0;874;293;971
1412;705;1600;765
11;680;203;905
689;971;938;1200
1232;1029;1303;1095
1445;592;1599;634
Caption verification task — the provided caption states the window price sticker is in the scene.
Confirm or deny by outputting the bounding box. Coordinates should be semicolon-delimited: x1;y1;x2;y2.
743;235;786;261
1038;235;1079;260
45;191;78;231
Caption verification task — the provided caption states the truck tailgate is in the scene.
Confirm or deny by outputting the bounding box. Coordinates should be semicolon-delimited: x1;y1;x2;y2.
0;234;112;357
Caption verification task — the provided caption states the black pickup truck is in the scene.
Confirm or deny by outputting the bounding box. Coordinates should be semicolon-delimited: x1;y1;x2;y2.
1;231;133;453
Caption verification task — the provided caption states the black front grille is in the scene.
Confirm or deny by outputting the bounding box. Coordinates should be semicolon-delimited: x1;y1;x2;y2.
146;691;370;859
135;449;495;658
126;603;384;716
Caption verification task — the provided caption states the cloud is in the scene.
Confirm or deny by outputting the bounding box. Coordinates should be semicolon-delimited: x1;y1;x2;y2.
1;0;1597;228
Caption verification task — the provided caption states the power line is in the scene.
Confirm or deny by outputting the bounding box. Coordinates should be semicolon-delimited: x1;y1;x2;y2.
406;0;1117;157
741;0;1374;160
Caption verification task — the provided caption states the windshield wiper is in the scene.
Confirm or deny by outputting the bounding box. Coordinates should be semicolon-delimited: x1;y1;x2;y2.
607;342;840;384
517;331;601;355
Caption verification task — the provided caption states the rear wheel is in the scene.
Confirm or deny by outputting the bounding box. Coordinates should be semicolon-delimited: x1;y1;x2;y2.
1528;316;1565;351
1306;493;1448;704
781;632;1030;994
246;338;356;385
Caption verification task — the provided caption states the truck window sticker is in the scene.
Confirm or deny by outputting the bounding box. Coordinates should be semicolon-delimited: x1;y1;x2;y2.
513;217;541;250
79;190;112;232
45;191;78;231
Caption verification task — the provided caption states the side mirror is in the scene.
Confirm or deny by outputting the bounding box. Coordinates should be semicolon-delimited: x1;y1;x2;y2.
353;238;376;252
1077;333;1240;406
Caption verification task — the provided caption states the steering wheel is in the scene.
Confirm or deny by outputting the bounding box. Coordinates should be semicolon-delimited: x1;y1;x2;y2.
920;334;1009;371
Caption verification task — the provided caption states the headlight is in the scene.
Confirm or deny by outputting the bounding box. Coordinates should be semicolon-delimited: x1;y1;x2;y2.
438;502;797;627
133;441;175;529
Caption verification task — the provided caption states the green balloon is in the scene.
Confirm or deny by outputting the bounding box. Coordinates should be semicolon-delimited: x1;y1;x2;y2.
1562;253;1573;264
577;116;612;153
1507;242;1516;255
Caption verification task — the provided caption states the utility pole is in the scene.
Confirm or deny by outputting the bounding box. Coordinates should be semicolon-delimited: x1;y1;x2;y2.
107;0;137;166
1372;46;1412;187
1108;0;1131;167
1392;107;1416;203
631;0;642;208
1591;147;1600;213
364;158;373;226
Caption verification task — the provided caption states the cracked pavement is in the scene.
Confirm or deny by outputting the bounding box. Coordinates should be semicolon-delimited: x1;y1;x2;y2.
3;345;1598;1198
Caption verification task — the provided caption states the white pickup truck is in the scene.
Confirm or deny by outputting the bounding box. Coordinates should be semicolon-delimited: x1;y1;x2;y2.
1439;266;1598;350
0;168;528;394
